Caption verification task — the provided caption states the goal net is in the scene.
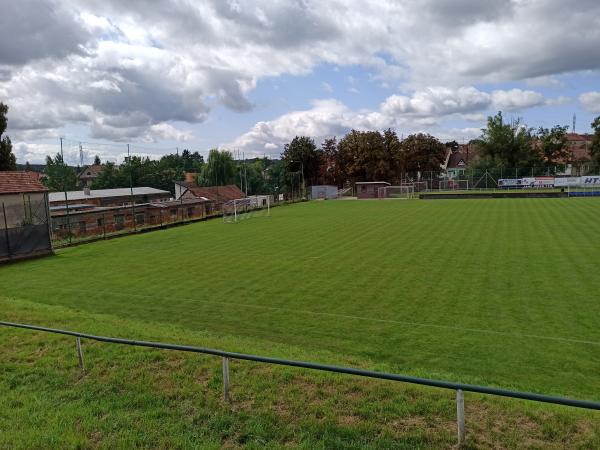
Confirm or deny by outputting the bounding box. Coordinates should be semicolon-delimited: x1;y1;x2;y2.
378;185;415;199
439;179;469;191
411;181;429;192
223;196;271;223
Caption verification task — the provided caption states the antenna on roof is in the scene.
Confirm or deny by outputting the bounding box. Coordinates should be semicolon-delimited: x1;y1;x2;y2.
572;114;576;133
79;142;84;166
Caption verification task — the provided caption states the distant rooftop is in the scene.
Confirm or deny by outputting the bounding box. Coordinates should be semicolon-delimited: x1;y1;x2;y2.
0;171;48;195
355;181;390;185
48;187;171;203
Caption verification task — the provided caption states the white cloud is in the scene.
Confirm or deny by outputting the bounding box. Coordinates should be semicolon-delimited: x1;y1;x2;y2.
490;89;546;111
579;91;600;113
227;90;489;156
13;142;60;164
525;76;564;89
228;84;574;155
381;86;491;117
545;96;571;106
2;0;600;159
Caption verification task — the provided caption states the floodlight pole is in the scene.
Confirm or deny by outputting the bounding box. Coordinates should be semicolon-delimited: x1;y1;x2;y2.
127;144;136;231
60;137;72;244
300;161;305;199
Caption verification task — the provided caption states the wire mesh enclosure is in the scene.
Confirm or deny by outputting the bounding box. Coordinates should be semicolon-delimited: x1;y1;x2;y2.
1;194;52;262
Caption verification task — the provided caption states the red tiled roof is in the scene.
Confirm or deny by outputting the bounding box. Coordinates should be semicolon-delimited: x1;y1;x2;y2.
183;183;245;202
78;164;103;178
447;151;469;169
0;171;48;194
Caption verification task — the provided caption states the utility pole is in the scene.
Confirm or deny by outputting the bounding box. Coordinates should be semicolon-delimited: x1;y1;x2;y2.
60;137;72;244
244;152;248;195
301;161;305;199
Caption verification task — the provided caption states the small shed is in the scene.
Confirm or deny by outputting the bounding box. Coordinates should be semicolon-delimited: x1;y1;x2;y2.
0;171;52;262
311;185;338;200
355;181;390;199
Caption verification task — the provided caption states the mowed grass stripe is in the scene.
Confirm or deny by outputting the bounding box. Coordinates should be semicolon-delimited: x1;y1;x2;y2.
1;198;599;399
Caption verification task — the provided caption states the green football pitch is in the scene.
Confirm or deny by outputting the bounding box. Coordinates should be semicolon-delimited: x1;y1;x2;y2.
2;198;600;400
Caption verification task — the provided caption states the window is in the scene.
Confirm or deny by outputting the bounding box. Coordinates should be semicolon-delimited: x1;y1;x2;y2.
135;213;145;225
187;207;194;217
79;221;86;232
114;214;125;230
97;218;103;227
170;208;178;219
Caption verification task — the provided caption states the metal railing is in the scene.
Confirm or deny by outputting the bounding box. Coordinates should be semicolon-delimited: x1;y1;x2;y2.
1;320;599;446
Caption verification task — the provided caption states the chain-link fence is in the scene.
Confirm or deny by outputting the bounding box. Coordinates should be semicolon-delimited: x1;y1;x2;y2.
396;165;600;191
50;199;215;246
1;194;52;261
49;195;295;247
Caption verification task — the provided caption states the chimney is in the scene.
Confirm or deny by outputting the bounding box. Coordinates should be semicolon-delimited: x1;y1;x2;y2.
185;172;197;183
83;186;91;196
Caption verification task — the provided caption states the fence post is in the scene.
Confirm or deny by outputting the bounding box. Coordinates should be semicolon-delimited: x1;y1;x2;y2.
222;357;230;401
2;202;11;257
456;389;465;446
76;337;85;372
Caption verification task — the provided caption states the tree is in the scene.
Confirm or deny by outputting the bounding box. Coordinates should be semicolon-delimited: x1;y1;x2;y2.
180;149;204;172
93;155;101;165
400;133;447;176
199;149;236;186
43;153;78;192
336;130;402;183
591;116;600;166
281;136;321;191
92;162;123;189
472;112;540;169
445;140;459;152
536;125;569;167
318;137;341;185
0;102;16;171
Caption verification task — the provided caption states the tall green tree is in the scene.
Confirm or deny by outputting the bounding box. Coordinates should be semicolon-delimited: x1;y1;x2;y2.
473;112;540;169
401;133;447;176
537;125;569;167
591;116;600;166
337;130;399;183
180;149;204;172
92;162;123;189
43;153;78;192
199;149;236;186
93;155;101;165
319;137;340;185
0;102;16;171
281;136;321;190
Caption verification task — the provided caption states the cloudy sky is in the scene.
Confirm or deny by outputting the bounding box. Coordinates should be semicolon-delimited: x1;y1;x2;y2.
1;0;600;164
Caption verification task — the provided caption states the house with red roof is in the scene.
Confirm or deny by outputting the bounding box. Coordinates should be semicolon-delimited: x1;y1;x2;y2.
174;180;245;203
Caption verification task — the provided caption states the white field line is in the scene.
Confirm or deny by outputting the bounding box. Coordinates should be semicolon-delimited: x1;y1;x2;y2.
28;286;600;347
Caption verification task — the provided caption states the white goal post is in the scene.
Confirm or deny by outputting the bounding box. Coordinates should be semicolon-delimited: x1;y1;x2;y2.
377;185;415;199
223;196;271;223
439;179;469;191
